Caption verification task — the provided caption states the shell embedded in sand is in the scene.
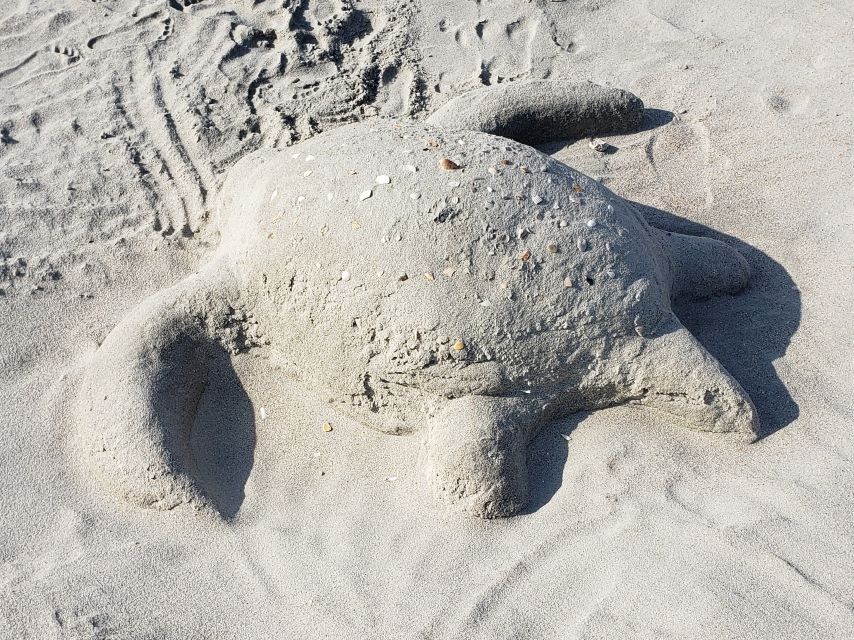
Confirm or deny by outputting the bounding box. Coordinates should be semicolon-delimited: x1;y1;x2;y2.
589;138;609;152
440;158;460;170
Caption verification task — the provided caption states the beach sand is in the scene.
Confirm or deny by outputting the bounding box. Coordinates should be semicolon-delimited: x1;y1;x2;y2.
1;0;852;637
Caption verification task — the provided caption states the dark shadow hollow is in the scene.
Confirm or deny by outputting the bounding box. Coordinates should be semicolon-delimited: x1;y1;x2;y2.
190;351;256;520
535;109;674;156
630;200;801;438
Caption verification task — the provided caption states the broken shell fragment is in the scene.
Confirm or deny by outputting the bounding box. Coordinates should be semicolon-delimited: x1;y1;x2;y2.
452;340;466;351
376;174;391;184
589;138;610;152
440;158;460;170
520;249;532;262
547;242;559;254
322;422;333;432
359;189;372;201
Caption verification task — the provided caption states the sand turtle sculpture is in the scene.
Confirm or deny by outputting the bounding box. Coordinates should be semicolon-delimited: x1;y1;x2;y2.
78;81;759;519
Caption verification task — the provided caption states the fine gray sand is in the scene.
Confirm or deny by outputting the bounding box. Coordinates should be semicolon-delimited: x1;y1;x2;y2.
1;1;853;638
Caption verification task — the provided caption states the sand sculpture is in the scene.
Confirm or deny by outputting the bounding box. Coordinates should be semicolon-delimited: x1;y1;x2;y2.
78;81;758;518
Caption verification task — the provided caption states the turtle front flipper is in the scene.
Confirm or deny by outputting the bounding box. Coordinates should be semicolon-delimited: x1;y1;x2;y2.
77;262;248;515
657;228;751;301
425;80;644;146
627;319;759;437
419;395;550;518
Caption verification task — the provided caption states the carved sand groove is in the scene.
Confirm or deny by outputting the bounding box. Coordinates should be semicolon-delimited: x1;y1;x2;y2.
128;53;212;235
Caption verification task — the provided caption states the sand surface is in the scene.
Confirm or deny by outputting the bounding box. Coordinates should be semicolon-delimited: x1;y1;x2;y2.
1;0;853;638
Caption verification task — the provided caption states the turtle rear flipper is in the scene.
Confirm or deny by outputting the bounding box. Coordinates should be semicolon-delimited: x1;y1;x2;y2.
657;229;751;302
426;80;644;146
77;263;246;516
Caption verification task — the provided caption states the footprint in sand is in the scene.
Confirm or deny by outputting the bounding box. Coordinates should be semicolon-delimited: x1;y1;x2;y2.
0;43;82;89
85;8;173;52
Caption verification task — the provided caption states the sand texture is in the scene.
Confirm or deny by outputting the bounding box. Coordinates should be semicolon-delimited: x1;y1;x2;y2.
2;0;853;638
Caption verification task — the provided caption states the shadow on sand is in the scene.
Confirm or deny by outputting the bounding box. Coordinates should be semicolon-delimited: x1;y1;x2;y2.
190;351;256;520
524;199;801;514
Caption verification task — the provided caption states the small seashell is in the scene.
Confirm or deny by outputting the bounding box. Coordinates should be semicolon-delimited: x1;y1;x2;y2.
270;189;278;202
359;189;372;201
442;267;455;278
577;238;589;252
480;300;491;307
351;220;361;230
586;219;597;228
398;273;408;281
410;192;421;200
559;220;567;228
589;138;609;152
500;159;512;166
547;242;559;254
606;269;616;278
520;249;532;262
531;194;543;205
303;170;312;177
260;407;267;420
291;152;300;159
423;272;435;281
341;270;351;281
322;422;333;432
376;174;391;184
403;164;417;172
516;227;528;240
447;180;461;188
452;340;466;351
488;167;498;176
564;277;574;288
440;158;460;170
305;154;315;161
572;183;583;193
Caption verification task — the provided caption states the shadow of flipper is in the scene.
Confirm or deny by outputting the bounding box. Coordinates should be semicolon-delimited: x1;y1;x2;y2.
630;200;801;438
190;350;255;520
